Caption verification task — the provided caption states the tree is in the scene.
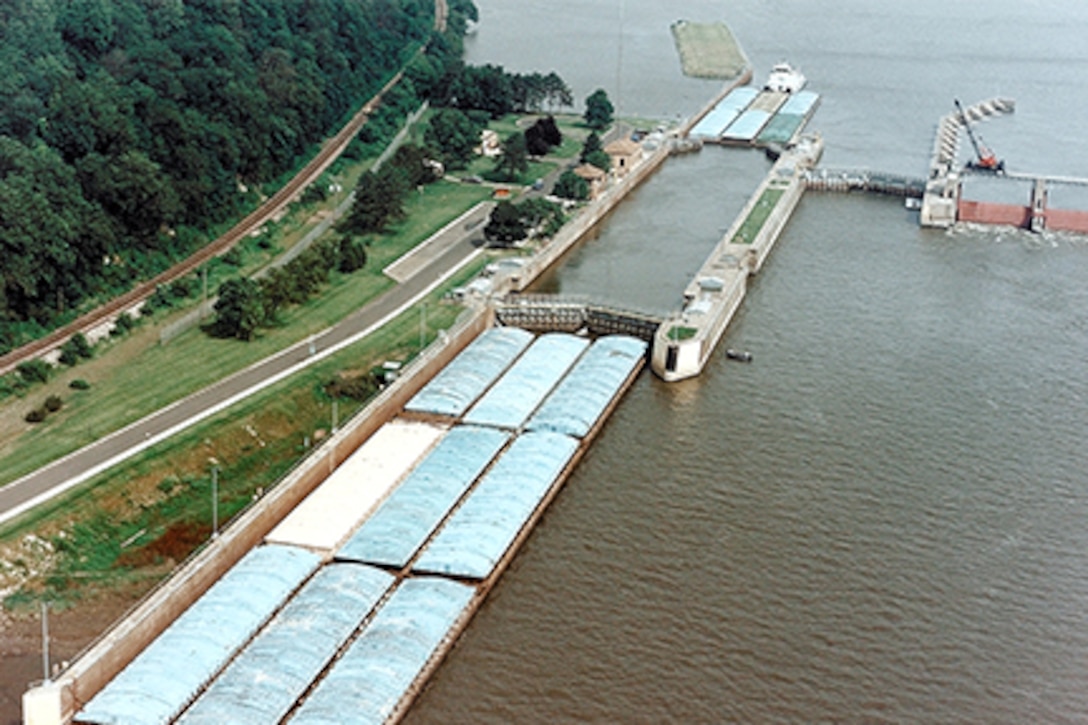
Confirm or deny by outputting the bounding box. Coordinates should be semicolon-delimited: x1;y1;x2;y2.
584;89;614;131
553;170;589;201
581;131;610;171
213;277;264;341
424;108;485;169
542;72;573;109
493;132;529;181
585;149;611;172
581;132;603;158
338;236;368;273
525;116;562;156
340;167;407;235
484;201;528;245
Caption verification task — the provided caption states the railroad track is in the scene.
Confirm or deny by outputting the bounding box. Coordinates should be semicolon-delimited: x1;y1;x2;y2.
0;61;408;377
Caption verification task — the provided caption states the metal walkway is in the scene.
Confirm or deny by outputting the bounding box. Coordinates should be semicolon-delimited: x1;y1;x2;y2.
804;168;926;198
493;295;663;342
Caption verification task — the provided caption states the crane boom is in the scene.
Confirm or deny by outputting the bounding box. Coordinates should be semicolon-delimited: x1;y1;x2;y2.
954;98;1004;173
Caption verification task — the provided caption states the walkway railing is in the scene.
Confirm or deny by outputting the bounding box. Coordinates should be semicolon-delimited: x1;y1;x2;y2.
803;167;926;198
493;294;664;342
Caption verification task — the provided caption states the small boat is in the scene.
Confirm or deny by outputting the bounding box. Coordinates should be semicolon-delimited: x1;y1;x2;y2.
764;62;806;93
725;348;752;362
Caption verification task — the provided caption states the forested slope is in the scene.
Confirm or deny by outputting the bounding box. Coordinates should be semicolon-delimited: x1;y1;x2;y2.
0;0;437;351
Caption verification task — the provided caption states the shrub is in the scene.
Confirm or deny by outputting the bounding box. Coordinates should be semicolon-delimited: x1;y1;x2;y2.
324;374;376;401
222;247;243;266
69;379;91;390
169;278;194;299
44;395;63;412
144;286;173;314
16;359;52;385
25;408;47;423
110;312;136;337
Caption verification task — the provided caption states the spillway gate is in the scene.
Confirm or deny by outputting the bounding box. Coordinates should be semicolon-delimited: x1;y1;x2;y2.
493;294;663;342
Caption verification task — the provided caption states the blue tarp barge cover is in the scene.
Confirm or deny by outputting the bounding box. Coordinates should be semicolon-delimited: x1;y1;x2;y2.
527;335;647;439
177;563;394;724
463;332;589;430
688;86;759;138
79;544;321;725
335;426;510;569
405;327;533;417
288;576;476;725
413;431;581;580
722;109;772;141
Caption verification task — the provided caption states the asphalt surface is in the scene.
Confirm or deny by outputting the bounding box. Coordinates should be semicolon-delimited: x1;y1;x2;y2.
0;218;489;526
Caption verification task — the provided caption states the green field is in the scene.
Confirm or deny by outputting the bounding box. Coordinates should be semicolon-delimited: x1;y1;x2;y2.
671;21;748;80
732;188;785;245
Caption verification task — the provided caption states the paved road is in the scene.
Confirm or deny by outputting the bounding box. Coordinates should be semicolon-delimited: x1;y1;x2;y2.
0;231;486;526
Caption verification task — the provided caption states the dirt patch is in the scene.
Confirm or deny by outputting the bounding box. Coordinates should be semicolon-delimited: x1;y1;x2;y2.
0;587;144;725
115;521;211;569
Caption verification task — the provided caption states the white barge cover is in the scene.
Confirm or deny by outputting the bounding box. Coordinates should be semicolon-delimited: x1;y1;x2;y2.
413;431;580;581
405;326;533;417
463;332;589;430
288;576;475;725
335;426;510;569
78;544;320;725
265;420;446;552
527;335;647;438
178;563;394;724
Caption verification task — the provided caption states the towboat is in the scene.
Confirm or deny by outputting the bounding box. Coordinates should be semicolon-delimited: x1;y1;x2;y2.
764;62;806;93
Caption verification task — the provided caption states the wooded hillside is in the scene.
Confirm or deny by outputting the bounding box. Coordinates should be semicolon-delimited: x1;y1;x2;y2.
0;0;439;350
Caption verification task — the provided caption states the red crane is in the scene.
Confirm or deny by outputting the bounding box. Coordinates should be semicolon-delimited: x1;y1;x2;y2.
955;99;1005;173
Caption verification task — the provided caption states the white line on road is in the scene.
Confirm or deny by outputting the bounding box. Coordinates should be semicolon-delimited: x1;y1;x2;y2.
0;247;483;527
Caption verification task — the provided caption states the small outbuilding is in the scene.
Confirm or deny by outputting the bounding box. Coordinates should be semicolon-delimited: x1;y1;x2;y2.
573;163;608;199
604;138;643;179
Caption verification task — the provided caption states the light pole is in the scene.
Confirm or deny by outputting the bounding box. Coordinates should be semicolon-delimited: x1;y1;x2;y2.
419;304;427;351
41;601;50;683
211;465;219;539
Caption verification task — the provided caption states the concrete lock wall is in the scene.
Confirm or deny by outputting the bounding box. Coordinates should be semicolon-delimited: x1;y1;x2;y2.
512;146;670;292
25;306;494;725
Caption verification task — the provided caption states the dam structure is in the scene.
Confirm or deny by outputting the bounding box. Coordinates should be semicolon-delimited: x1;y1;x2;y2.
25;68;824;723
650;133;823;381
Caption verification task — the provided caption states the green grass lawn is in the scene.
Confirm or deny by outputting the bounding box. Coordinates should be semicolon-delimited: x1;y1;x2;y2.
732;188;785;245
667;325;698;341
0;180;492;486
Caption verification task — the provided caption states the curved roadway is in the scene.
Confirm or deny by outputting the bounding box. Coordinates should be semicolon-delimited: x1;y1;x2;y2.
0;202;493;526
